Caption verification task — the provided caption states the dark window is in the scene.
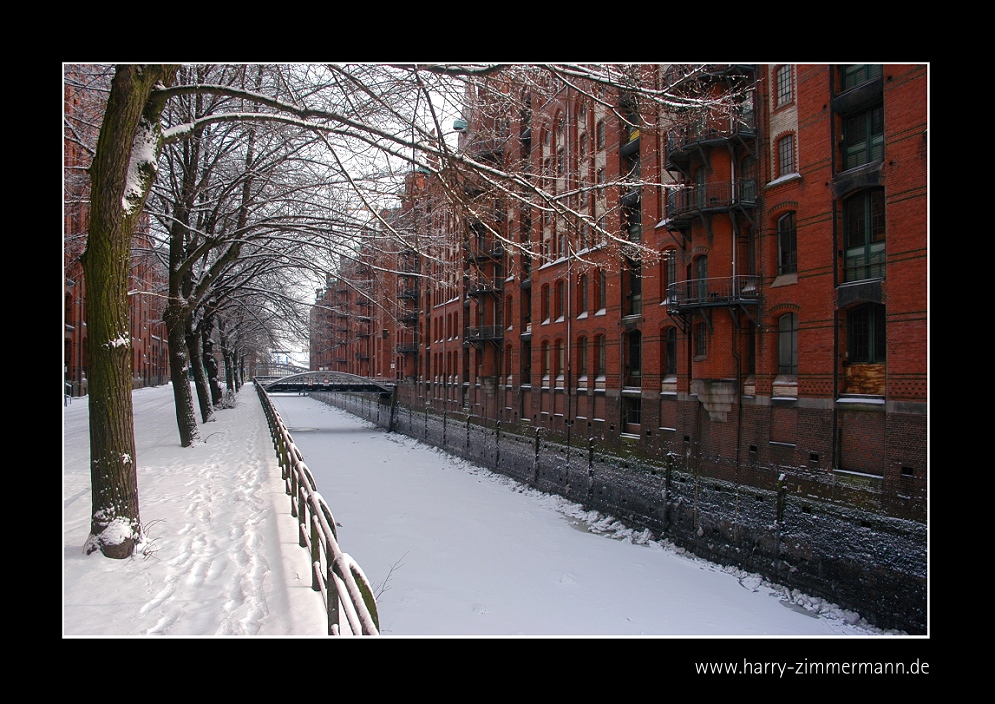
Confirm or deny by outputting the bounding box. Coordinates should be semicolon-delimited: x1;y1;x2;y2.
775;65;793;106
663;250;677;301
626;330;642;386
596;334;606;376
740;156;757;202
578;273;588;314
623;397;641;426
664;327;677;376
694;321;707;358
693;255;708;302
597;269;607;310
521;341;531;384
848;303;886;363
624;259;641;316
596;119;605;149
843;106;884;170
778;134;795;177
778;313;798;374
778;212;798;275
842;64;883;91
843;189;886;281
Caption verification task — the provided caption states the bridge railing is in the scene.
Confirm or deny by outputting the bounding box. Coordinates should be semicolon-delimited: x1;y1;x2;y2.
254;379;380;635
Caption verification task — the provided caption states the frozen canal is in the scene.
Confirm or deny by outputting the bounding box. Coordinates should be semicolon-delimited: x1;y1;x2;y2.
268;393;884;637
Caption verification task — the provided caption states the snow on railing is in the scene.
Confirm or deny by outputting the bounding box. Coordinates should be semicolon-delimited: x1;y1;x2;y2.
255;380;380;636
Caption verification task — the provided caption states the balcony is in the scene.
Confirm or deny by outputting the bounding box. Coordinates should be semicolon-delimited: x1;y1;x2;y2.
396;342;420;355
666;275;760;313
666;180;757;229
465;325;504;343
663;64;755;89
666;108;756;171
398;287;418;301
467;275;504;296
467;136;508;161
465;239;504;262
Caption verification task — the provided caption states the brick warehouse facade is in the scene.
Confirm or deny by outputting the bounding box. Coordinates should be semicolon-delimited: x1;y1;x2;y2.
309;64;928;632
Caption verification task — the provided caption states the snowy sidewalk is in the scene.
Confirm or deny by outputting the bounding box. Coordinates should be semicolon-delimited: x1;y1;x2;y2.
63;383;328;637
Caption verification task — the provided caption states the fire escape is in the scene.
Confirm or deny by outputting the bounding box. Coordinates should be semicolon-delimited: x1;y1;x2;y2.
662;64;761;335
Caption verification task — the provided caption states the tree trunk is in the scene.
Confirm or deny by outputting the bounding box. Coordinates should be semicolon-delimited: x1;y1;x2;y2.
187;322;214;423
164;301;201;447
81;64;178;559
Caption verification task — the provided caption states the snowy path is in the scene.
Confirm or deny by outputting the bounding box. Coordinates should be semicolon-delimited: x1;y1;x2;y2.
63;385;326;636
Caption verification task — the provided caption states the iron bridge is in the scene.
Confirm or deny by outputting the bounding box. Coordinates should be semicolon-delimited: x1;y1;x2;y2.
260;371;394;394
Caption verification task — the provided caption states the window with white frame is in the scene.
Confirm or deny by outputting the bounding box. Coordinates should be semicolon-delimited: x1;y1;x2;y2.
775;65;793;107
777;134;795;177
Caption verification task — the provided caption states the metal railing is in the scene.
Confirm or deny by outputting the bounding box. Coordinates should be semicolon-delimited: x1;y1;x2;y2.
465;325;504;341
666;275;761;310
255;381;380;636
667;180;758;221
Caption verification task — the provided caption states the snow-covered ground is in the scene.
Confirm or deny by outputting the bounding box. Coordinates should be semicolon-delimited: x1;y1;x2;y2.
64;382;903;639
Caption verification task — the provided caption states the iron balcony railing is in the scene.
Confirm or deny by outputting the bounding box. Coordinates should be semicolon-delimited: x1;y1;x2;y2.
666;108;755;158
467;275;505;295
465;325;504;342
666;179;758;225
666;275;761;312
465;240;505;261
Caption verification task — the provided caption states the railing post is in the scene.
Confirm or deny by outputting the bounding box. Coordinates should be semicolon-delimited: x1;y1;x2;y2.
309;508;320;589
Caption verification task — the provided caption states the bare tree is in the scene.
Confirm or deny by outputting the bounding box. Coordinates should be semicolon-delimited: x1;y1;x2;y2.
68;62;741;558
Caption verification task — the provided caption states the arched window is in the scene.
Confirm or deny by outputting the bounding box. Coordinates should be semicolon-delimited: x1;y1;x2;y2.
775;65;794;107
595;334;607;376
577;336;588;377
778;313;798;375
777;134;796;177
778;212;797;275
578;273;588;315
692;255;708;302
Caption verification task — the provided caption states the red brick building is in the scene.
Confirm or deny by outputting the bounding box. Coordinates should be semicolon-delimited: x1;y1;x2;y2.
310;64;927;521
